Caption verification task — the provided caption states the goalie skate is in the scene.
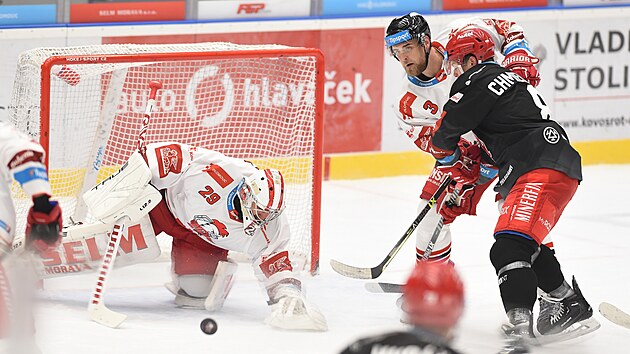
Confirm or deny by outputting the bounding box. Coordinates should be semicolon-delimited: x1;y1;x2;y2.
164;282;205;309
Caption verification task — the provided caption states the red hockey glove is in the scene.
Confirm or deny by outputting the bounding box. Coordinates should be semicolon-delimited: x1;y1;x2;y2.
26;195;62;254
502;49;540;87
435;141;482;186
437;183;488;224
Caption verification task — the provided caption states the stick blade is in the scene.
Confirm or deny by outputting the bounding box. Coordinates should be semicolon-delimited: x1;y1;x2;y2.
88;302;127;328
365;282;404;293
599;302;630;329
329;259;377;279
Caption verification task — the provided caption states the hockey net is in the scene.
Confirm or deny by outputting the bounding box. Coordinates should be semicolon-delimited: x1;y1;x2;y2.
9;42;323;274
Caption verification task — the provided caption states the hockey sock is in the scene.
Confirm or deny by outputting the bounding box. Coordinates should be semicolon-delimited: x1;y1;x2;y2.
531;244;567;294
490;234;539;313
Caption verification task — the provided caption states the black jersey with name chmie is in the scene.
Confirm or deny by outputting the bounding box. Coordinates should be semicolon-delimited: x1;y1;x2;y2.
431;63;582;198
340;329;462;354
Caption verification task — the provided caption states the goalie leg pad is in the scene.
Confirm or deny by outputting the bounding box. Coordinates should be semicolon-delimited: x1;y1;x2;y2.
204;259;238;312
83;151;162;223
165;275;213;309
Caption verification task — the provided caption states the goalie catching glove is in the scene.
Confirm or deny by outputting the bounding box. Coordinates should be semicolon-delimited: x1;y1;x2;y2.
265;280;328;331
25;194;62;253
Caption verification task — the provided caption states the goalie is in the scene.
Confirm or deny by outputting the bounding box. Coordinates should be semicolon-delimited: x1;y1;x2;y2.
82;141;327;331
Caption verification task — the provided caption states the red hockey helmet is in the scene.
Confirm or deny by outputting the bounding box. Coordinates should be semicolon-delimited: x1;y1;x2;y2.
444;27;495;75
403;262;465;329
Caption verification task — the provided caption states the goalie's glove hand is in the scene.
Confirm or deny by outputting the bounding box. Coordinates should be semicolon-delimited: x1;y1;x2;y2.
435;141;482;186
502;49;541;87
26;195;62;254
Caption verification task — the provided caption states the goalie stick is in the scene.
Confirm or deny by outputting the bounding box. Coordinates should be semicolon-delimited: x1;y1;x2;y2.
330;176;453;279
599;302;630;329
87;80;162;328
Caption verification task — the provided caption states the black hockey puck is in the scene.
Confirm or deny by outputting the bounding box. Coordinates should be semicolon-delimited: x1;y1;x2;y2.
200;318;218;335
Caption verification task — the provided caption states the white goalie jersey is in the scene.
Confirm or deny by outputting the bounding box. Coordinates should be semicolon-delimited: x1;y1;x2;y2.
145;142;296;286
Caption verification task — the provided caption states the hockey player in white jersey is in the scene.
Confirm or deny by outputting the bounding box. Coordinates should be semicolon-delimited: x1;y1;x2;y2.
384;13;541;265
122;142;326;331
0;121;62;351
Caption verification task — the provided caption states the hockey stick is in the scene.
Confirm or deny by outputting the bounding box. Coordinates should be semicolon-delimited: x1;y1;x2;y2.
87;80;162;328
599;302;630;329
363;186;461;293
72;68;129;223
330;176;453;279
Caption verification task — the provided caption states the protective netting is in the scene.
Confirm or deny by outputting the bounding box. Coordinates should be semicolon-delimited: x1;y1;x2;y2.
9;42;322;274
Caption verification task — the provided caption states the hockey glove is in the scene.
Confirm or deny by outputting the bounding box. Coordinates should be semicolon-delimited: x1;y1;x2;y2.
26;195;62;254
437;183;488;224
502;49;540;87
435;141;482;187
266;281;327;331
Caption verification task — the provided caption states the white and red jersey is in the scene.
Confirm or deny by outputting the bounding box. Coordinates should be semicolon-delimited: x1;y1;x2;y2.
393;66;456;152
0;121;51;249
433;17;529;58
393;17;530;153
0;122;50;198
144;142;295;285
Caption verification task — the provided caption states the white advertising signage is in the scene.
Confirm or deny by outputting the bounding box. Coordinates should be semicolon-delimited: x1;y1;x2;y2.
515;11;630;142
197;0;311;19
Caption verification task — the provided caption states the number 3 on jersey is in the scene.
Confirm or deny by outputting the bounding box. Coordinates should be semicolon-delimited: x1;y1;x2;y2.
423;100;438;115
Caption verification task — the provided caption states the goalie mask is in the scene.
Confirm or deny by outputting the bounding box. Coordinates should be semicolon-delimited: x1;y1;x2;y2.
403;262;465;329
384;12;431;61
444;28;495;77
237;168;285;227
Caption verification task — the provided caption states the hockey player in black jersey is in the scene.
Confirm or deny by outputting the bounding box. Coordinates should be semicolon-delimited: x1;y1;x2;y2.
340;262;464;354
429;28;600;352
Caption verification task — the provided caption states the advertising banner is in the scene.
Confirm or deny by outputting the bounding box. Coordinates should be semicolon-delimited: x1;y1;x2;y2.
443;0;546;10
513;15;630;142
198;0;311;19
70;1;185;23
0;5;56;26
103;28;385;154
322;0;430;16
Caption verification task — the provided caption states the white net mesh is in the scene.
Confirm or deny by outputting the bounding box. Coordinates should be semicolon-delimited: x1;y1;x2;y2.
9;42;322;274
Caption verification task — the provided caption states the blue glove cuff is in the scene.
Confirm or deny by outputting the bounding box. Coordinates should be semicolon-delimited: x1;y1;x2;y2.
480;163;499;180
504;40;534;56
437;148;460;165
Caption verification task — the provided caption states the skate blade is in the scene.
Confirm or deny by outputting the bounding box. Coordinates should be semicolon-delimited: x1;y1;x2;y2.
530;317;600;346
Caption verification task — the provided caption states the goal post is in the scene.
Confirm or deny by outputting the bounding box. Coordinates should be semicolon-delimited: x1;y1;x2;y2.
9;42;324;275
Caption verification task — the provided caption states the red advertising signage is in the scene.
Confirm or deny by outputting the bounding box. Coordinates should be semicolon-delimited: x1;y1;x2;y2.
70;1;185;23
103;29;385;154
443;0;546;10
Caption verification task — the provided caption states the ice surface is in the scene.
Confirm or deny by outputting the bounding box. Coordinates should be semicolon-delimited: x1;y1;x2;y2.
36;164;630;354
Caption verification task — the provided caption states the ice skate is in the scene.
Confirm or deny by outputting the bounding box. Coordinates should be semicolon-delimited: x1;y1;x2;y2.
537;276;600;338
498;308;533;354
